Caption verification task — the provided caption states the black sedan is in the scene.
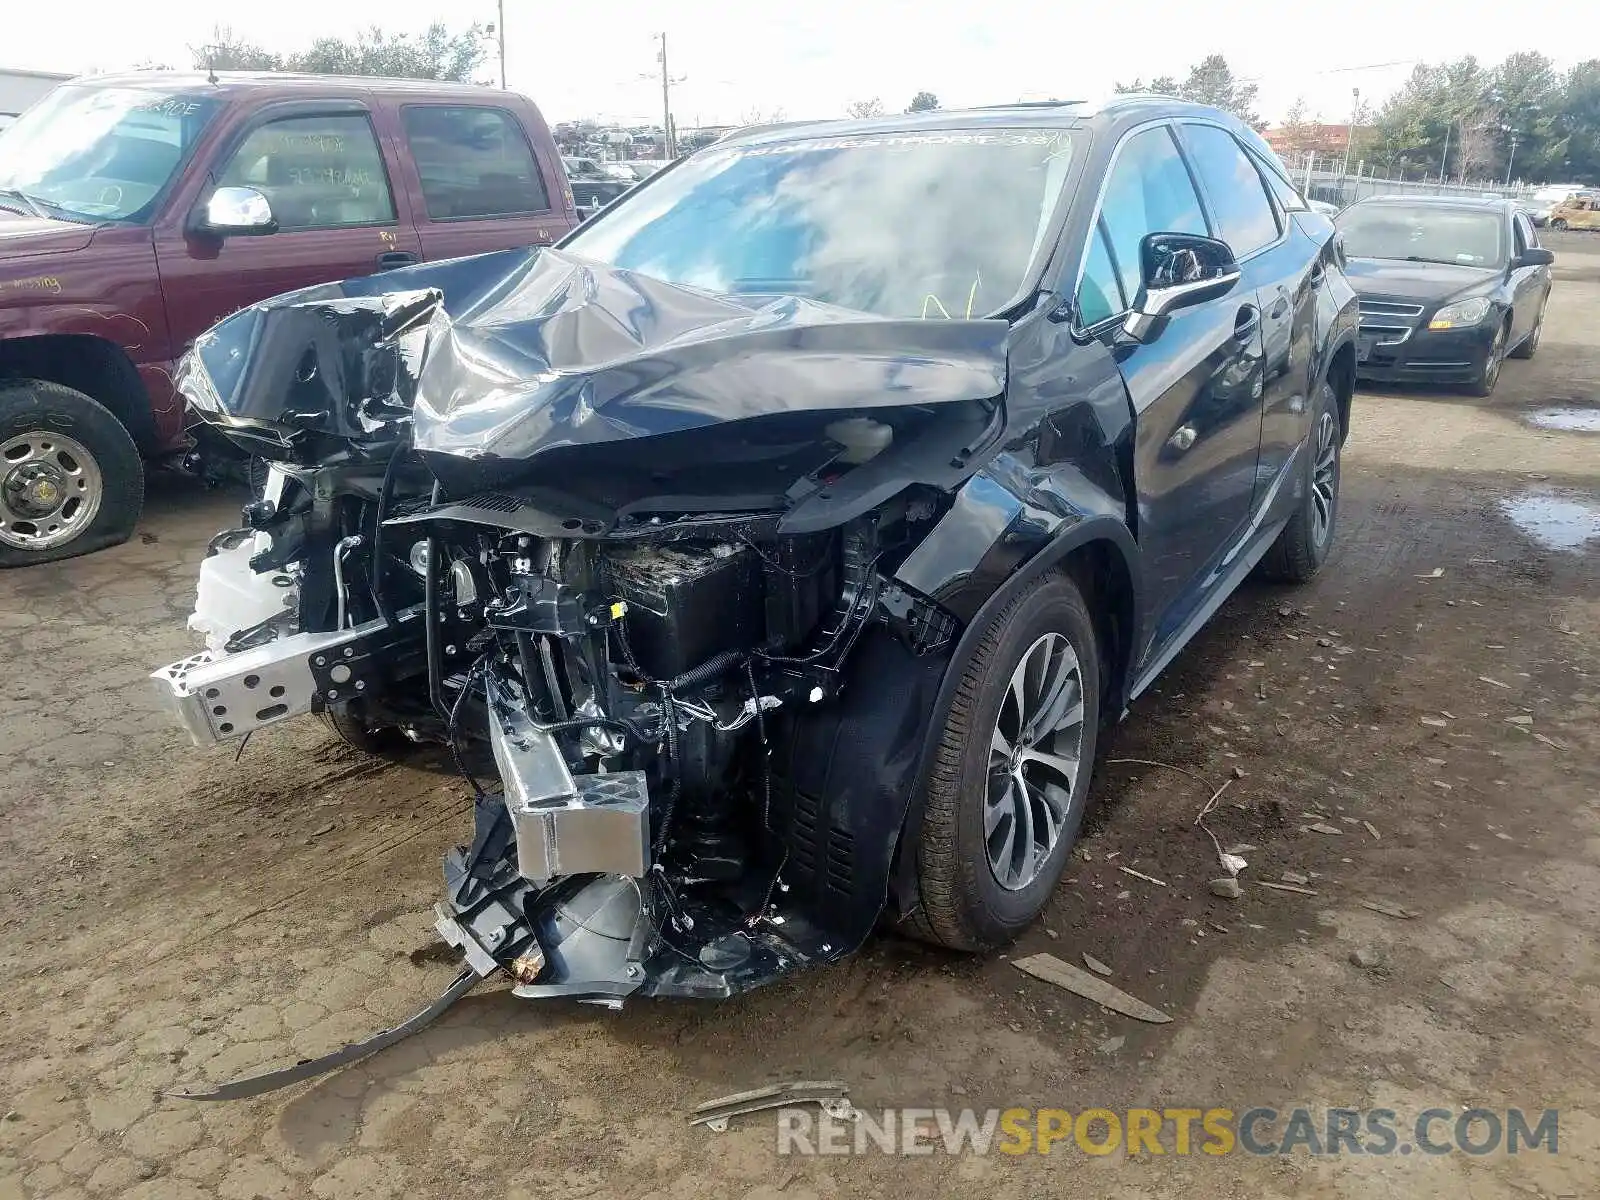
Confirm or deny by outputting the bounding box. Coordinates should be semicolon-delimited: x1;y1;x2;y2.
1337;196;1553;395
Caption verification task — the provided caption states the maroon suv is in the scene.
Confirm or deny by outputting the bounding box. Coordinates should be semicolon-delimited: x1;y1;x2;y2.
0;71;578;565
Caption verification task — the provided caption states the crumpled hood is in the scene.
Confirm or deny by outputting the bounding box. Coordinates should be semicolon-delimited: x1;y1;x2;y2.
0;209;97;262
179;245;1009;465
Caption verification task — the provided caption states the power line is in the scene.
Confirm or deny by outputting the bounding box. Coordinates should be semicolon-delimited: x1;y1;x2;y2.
1236;59;1422;85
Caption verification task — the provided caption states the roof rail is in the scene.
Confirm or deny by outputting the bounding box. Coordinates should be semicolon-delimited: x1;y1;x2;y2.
973;100;1084;109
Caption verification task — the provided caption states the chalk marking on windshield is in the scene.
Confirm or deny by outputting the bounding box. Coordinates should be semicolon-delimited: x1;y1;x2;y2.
921;294;952;320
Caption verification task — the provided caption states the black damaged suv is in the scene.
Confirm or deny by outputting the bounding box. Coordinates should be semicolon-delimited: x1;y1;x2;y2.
160;96;1360;1038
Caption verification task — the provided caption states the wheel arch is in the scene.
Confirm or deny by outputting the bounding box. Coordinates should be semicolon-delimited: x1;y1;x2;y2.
1325;337;1356;446
884;517;1144;923
0;335;157;452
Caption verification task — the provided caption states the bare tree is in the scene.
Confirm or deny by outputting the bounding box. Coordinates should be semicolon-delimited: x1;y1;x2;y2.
846;98;885;119
189;25;284;72
1455;116;1498;182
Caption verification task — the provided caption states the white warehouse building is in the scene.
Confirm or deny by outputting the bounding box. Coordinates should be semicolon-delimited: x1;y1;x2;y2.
0;67;71;131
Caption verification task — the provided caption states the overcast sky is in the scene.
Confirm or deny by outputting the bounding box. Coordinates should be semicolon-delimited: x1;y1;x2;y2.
2;0;1583;128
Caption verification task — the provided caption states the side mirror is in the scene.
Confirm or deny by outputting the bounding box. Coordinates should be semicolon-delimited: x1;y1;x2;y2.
1123;232;1241;343
200;186;277;237
1518;247;1554;267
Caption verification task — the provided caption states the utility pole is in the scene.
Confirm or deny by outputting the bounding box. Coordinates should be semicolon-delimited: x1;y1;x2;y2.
496;0;506;89
1339;87;1360;183
657;33;676;158
1504;132;1518;186
1438;121;1451;186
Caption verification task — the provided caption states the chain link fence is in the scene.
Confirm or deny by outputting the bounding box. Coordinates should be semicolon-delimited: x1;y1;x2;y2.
1276;151;1529;210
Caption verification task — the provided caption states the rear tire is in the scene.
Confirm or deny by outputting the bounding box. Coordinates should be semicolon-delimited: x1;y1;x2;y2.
1258;379;1342;584
1550;219;1568;231
0;380;143;567
909;572;1101;952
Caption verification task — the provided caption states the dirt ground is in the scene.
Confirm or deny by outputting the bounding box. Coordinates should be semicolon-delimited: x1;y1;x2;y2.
2;234;1598;1200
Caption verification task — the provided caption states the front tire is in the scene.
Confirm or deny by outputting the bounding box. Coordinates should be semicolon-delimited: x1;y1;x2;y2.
319;707;414;760
909;572;1101;952
1259;379;1342;584
1468;320;1508;397
0;380;143;567
1509;306;1544;359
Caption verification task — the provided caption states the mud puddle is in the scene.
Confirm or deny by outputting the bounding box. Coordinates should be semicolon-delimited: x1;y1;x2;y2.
1500;488;1600;551
1524;406;1600;433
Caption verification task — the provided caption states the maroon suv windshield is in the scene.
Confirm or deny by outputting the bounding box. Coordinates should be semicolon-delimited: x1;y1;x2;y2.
0;85;220;223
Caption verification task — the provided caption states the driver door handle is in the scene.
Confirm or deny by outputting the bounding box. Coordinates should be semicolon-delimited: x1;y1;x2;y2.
376;250;419;271
1233;304;1261;344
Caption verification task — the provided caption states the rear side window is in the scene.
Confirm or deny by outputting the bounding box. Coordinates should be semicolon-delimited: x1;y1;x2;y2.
217;113;396;230
402;106;550;219
1237;129;1307;212
1096;126;1209;310
1251;151;1309;213
1180;123;1281;257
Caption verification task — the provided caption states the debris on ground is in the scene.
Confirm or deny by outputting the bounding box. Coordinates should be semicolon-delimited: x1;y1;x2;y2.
689;1081;855;1132
1097;1035;1126;1055
1362;821;1380;840
1417;568;1445;579
1209;878;1243;899
1479;676;1512;690
1012;953;1172;1023
1117;866;1168;888
1420;716;1449;728
1362;899;1419;920
1082;953;1112;977
1305;822;1343;836
1506;714;1533;725
1257;880;1318;896
1349;946;1386;971
1280;870;1311;885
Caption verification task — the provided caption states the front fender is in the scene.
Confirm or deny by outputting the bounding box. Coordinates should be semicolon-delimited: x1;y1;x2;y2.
893;449;1136;626
884;499;1143;924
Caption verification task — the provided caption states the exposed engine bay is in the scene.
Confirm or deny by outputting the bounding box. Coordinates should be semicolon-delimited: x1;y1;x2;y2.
164;480;955;1002
151;248;1002;1075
